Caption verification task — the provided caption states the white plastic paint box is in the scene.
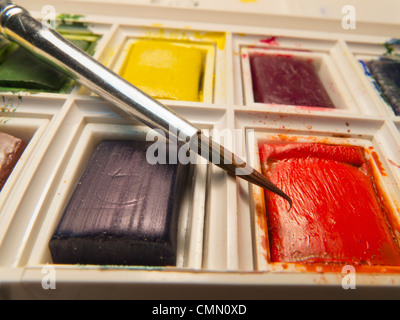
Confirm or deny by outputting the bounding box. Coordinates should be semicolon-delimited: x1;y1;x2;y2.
0;0;399;299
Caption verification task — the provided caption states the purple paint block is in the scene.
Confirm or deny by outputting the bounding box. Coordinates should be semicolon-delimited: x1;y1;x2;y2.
49;140;189;266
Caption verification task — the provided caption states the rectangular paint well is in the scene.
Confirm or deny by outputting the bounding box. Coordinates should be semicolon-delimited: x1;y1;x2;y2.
365;59;400;116
249;54;335;108
49;140;190;266
0;132;26;191
119;40;205;102
259;142;400;266
0;27;100;93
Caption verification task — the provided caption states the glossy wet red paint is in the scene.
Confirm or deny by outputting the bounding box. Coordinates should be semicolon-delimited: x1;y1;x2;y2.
259;143;400;266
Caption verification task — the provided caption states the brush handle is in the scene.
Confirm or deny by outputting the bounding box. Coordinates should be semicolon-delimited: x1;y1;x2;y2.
0;1;199;142
0;1;292;205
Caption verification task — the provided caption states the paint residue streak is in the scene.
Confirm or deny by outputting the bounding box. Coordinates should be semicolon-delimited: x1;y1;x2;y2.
260;36;279;46
388;159;400;169
370;151;387;176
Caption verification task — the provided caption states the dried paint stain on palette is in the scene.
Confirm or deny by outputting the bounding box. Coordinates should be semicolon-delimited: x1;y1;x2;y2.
49;140;190;266
120;40;205;102
259;143;400;266
0;132;26;191
250;54;335;108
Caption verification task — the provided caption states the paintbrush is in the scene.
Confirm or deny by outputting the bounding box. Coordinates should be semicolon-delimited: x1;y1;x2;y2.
0;1;292;208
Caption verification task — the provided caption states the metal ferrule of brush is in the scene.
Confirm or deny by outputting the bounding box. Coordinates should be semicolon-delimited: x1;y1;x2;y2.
191;132;293;208
0;1;199;143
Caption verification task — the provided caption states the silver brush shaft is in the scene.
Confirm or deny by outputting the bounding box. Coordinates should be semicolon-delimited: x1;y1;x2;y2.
0;1;292;206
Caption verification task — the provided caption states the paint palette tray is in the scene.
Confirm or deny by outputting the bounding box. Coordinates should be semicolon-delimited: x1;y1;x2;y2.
0;0;400;299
